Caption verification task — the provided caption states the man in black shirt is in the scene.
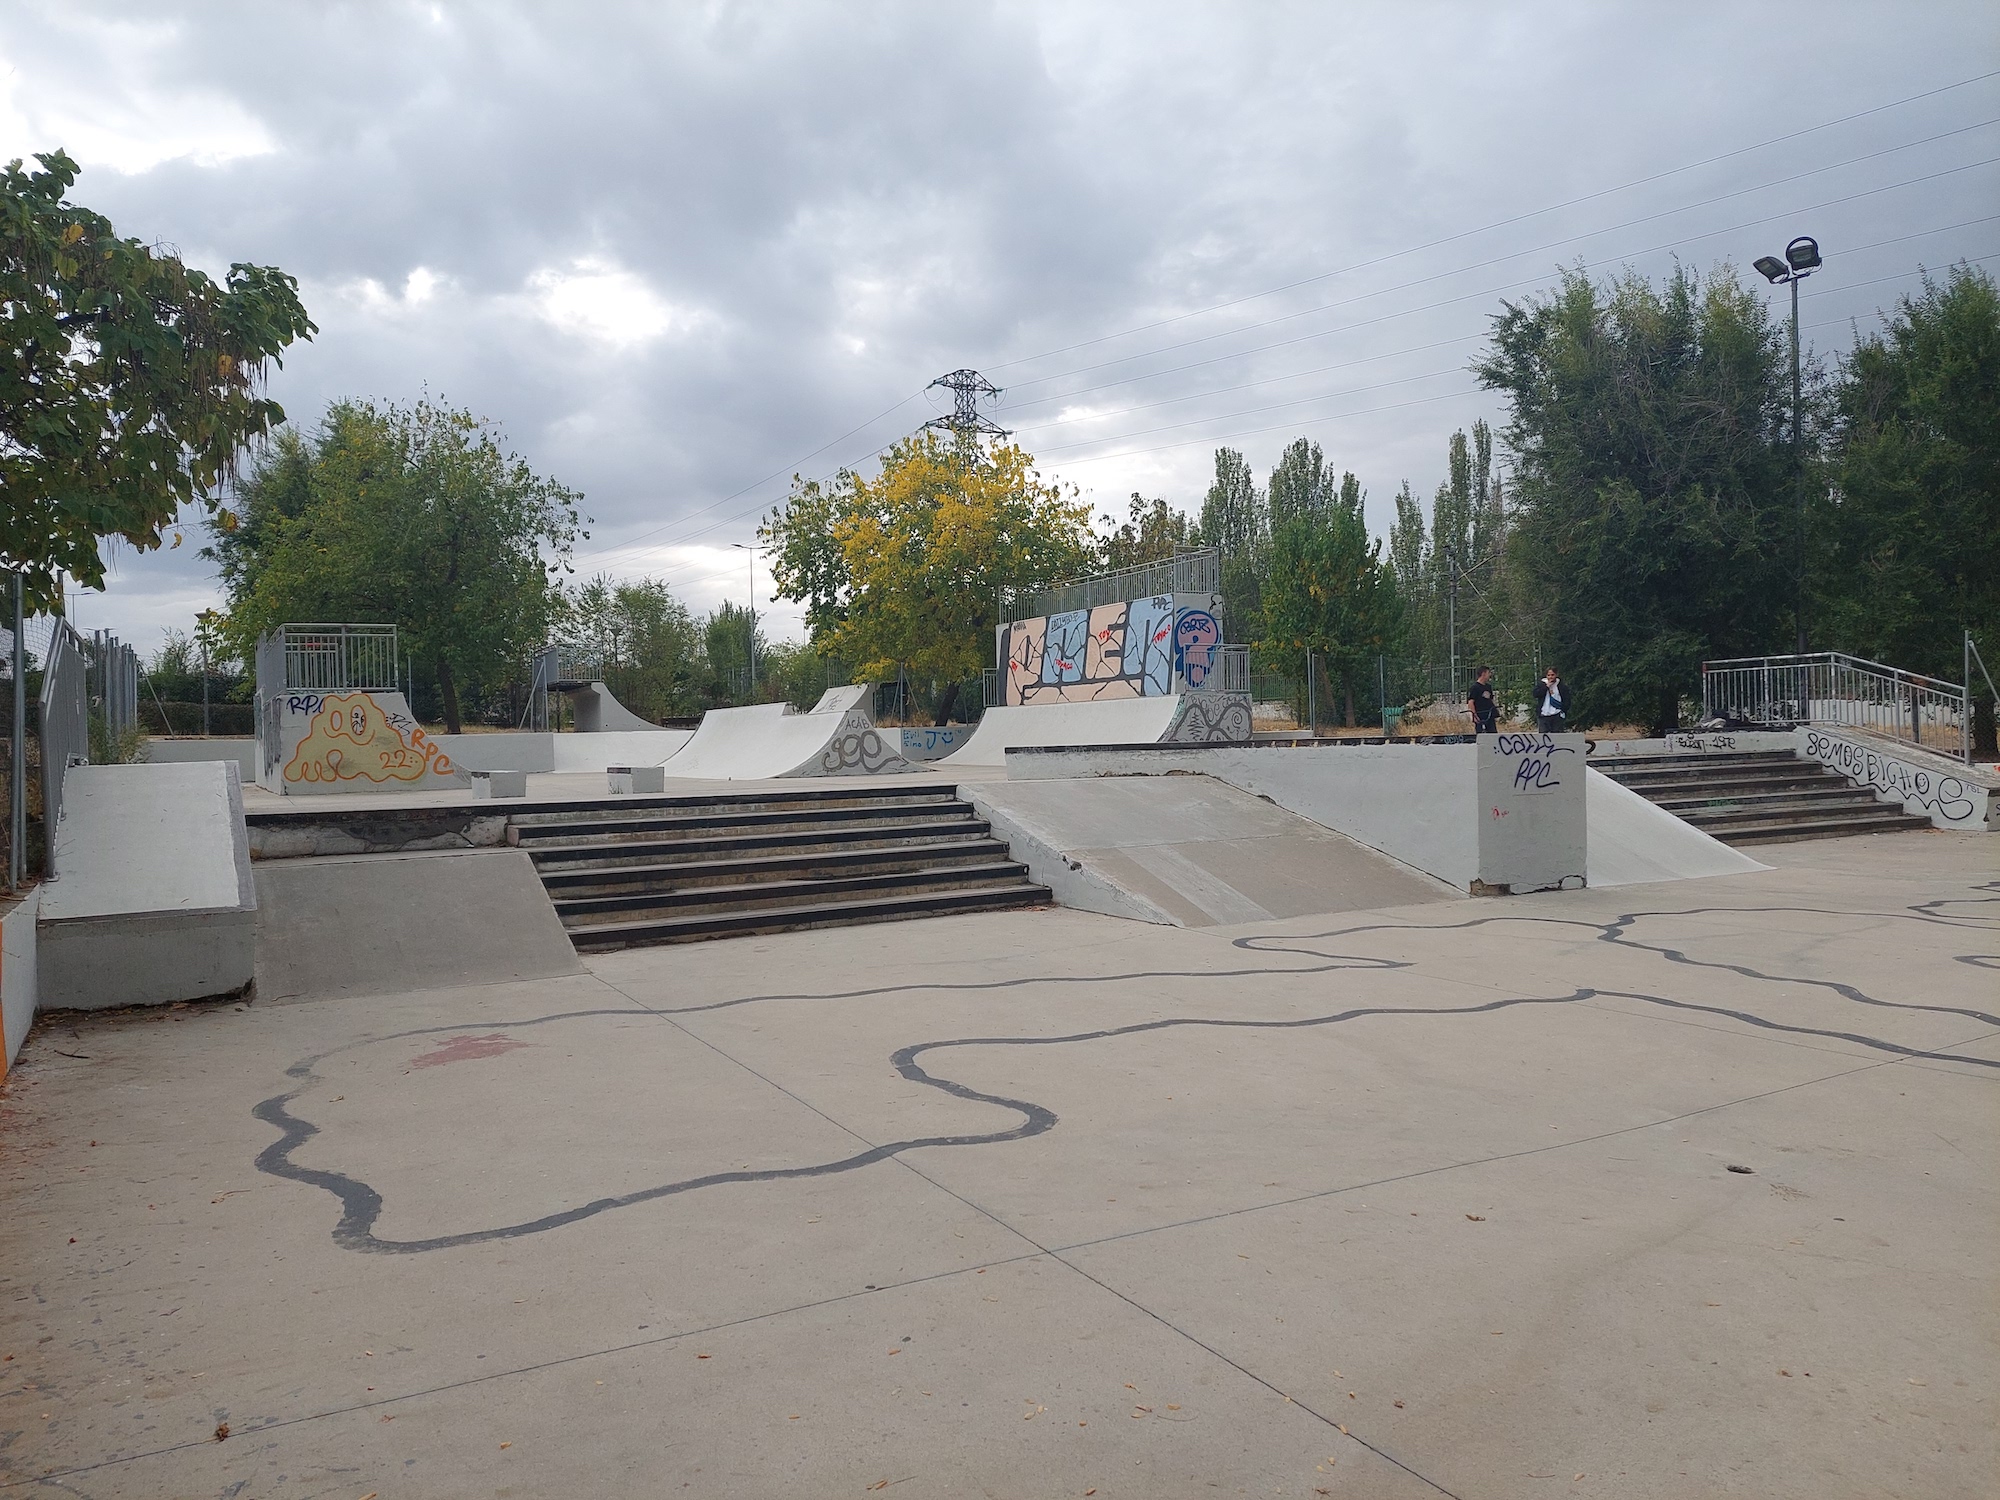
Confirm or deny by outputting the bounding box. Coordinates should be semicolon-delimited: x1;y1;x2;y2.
1467;665;1498;734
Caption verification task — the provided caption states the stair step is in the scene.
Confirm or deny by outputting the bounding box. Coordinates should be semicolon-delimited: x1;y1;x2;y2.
1672;792;1888;816
554;863;1031;924
540;839;1015;895
567;884;1052;951
1600;766;1838;789
504;785;960;829
1590;751;1802;772
1711;812;1932;845
527;819;994;870
510;799;972;846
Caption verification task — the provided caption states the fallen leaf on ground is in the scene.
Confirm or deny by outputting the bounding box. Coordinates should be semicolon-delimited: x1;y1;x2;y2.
696;1353;711;1360
1394;1399;1405;1409
358;1493;378;1500
213;1422;229;1441
1779;1369;1791;1377
210;1191;248;1205
886;1348;900;1356
499;1442;511;1449
1336;1424;1347;1435
1124;1383;1137;1391
869;1483;889;1492
1166;1403;1180;1411
1466;1214;1485;1221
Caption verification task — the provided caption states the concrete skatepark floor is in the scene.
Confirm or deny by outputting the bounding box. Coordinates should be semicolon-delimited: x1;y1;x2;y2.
1;829;1993;1498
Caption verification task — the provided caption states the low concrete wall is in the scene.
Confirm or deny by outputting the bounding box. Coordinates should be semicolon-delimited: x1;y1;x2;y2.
1589;731;1798;758
1795;728;1999;831
899;726;976;762
2;889;39;1075
38;761;257;1010
553;729;693;773
247;805;515;859
143;737;259;776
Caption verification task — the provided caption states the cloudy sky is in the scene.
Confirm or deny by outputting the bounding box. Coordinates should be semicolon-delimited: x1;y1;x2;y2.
4;2;1996;655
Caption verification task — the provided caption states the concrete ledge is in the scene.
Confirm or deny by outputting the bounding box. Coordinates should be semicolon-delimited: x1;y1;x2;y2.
143;737;259;776
472;770;529;799
1796;727;1999;831
1;889;39;1074
37;761;257;1010
609;765;667;794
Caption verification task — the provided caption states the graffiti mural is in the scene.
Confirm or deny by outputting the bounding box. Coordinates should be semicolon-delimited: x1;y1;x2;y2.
1801;729;1993;829
281;691;459;787
997;592;1213;706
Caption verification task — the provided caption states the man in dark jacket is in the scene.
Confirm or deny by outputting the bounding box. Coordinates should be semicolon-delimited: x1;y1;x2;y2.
1467;665;1498;734
1534;668;1568;733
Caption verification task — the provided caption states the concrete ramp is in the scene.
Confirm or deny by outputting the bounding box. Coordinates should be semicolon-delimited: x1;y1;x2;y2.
37;762;257;1010
1585;769;1770;886
966;775;1454;926
939;697;1187;767
662;702;910;780
567;681;659;733
809;683;874;718
253;851;583;1002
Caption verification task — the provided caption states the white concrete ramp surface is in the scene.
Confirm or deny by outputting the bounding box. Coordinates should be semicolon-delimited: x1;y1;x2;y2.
1585;768;1770;885
253;851;583;1003
566;681;658;733
809;683;874;717
938;696;1186;767
661;702;909;780
966;775;1454;925
37;761;257;1010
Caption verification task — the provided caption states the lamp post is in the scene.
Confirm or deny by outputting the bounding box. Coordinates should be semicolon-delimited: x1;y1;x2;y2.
1753;235;1822;656
731;542;758;695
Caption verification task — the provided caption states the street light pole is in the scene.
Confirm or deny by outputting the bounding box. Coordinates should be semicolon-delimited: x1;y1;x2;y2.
1754;236;1821;656
731;542;757;695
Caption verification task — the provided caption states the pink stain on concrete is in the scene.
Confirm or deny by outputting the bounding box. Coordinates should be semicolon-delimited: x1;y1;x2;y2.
410;1034;531;1070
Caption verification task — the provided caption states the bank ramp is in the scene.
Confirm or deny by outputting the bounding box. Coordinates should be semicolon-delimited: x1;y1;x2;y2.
938;697;1188;768
965;774;1454;926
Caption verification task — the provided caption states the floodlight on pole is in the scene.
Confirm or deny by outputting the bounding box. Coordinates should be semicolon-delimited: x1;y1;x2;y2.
1754;234;1821;655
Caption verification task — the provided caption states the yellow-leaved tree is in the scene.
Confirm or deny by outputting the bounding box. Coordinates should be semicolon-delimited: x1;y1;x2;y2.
761;433;1094;722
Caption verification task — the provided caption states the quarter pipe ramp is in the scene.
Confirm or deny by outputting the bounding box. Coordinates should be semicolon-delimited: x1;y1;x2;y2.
661;702;911;780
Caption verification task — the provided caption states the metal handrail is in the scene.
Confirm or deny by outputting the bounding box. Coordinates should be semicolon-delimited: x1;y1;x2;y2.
1701;650;1970;763
267;623;401;693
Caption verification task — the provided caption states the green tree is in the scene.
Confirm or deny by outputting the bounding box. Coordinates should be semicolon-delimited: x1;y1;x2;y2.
210;398;583;732
1097;491;1194;571
1261;471;1400;725
1266;437;1336;528
1475;264;1791;731
1819;263;1999;746
1;151;314;609
762;432;1093;722
1195;446;1267;645
564;574;708;720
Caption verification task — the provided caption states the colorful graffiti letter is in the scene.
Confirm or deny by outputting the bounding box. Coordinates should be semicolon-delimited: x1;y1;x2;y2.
284;692;456;784
1175;609;1220;688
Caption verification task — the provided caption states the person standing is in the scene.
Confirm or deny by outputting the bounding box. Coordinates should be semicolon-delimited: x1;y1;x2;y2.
1534;667;1568;733
1467;665;1498;734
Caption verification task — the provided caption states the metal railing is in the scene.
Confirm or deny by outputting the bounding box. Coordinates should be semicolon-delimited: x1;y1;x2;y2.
88;629;139;744
1001;547;1221;622
1702;651;1969;761
38;621;88;878
1186;643;1249;694
268;623;401;692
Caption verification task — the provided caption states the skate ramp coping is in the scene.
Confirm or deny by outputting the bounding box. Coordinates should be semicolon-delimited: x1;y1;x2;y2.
662;701;909;780
939;696;1187;767
37;761;257;1010
253;850;583;1003
966;775;1455;926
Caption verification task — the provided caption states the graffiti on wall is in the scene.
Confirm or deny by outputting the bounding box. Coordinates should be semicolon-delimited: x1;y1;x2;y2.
283;691;457;785
1802;729;1983;826
997;592;1214;706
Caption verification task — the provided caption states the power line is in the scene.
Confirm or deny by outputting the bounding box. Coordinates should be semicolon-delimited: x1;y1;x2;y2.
1001;126;2000;399
986;67;2000;375
587;119;2000;578
1012;213;2000;442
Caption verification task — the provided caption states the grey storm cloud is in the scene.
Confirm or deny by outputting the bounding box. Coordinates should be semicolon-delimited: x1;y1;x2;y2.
2;1;1996;647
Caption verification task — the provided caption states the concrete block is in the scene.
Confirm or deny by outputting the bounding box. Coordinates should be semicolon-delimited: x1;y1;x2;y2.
609;765;667;794
143;737;259;777
472;769;529;799
38;761;256;1009
1475;732;1587;894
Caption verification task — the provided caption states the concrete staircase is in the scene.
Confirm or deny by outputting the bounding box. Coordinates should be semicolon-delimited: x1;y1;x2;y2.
508;784;1048;950
1592;750;1929;845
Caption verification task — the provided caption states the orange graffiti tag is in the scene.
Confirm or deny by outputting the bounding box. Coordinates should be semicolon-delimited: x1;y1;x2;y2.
284;692;456;785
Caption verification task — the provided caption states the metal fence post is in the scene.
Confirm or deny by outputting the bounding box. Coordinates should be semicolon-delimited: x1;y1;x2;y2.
1306;650;1315;738
9;574;22;891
